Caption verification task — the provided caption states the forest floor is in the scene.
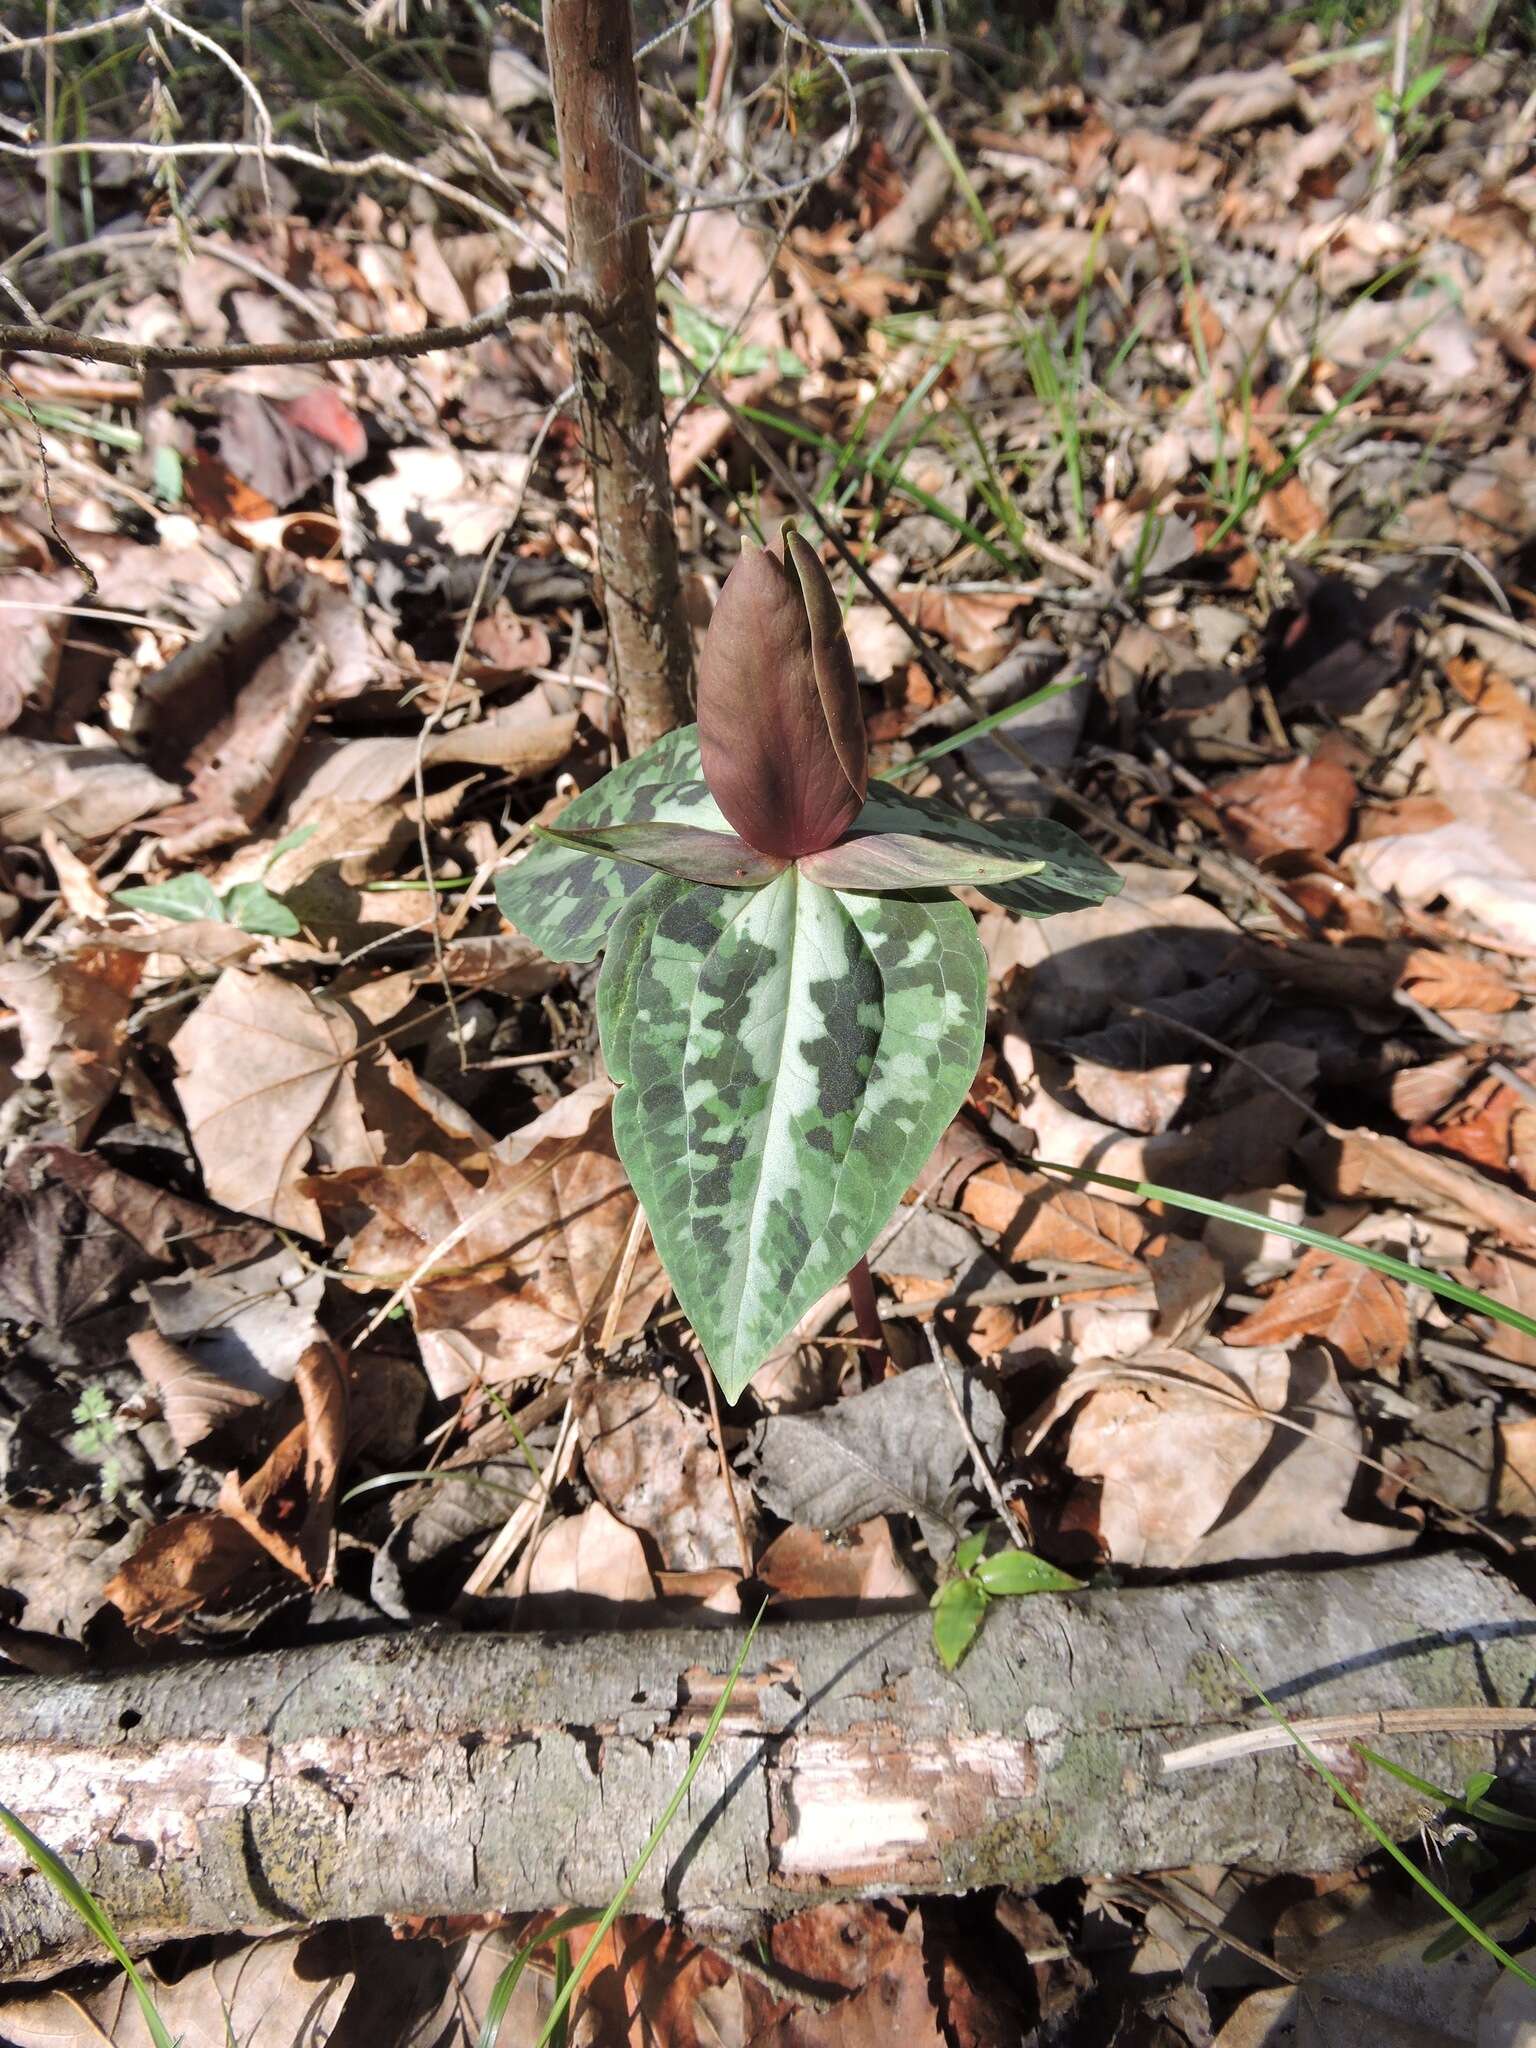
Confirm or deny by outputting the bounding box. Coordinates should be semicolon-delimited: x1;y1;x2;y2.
1;0;1536;2041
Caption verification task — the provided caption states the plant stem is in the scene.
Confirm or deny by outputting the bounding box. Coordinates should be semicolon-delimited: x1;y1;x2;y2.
846;1256;886;1367
544;0;695;750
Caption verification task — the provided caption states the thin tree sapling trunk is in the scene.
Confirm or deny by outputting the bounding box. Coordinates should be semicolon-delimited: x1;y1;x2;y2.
545;0;695;750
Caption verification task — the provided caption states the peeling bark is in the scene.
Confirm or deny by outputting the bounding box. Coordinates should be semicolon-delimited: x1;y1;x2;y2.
545;0;693;751
0;1552;1531;1977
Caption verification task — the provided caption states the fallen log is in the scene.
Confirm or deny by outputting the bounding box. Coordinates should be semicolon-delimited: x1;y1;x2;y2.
0;1550;1531;1977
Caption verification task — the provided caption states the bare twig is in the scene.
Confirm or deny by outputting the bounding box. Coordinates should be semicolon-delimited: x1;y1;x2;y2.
0;288;588;371
925;1323;1026;1548
0;135;558;256
701;1364;754;1580
1163;1705;1536;1775
651;0;735;280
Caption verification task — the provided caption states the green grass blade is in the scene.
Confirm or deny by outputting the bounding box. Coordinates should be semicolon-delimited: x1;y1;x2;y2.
477;1908;595;2048
1016;1155;1536;1349
531;1600;768;2046
1225;1661;1536;1991
878;675;1086;780
1356;1747;1536;1834
737;405;1016;570
1422;1869;1535;1966
0;1803;177;2048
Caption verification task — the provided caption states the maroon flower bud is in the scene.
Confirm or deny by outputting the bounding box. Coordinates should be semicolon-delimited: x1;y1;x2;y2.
697;528;868;860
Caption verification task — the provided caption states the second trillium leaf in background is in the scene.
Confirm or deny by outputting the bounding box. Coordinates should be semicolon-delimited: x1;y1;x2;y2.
535;819;785;888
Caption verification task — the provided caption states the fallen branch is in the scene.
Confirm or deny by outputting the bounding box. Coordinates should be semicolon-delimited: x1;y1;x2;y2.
0;1551;1530;1977
0;289;590;372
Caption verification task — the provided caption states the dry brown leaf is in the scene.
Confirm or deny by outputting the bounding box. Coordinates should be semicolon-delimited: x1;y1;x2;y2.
0;1502;145;1647
755;1921;947;2047
170;966;376;1236
1211;755;1356;860
983;863;1246;1038
756;1518;921;1615
103;1512;279;1634
1498;1419;1536;1518
218;1340;347;1585
1046;1346;1282;1567
1395;946;1517;1016
1445;652;1536;745
0;737;179;846
311;1081;664;1394
1145;1232;1226;1348
525;1500;656;1610
151;628;333;857
1226;1248;1410;1379
1348;740;1536;950
127;1328;266;1452
0;945;143;1141
1405;1072;1523;1179
1310;1127;1536;1249
1467;1249;1536;1370
284;714;576;812
39;827;112;919
1165;63;1298;136
1070;1058;1193;1135
467;600;553;679
960;1162;1147;1271
1229;411;1326;541
1006;1035;1315;1198
0;1928;356;2048
575;1375;753;1572
1042;1344;1414;1569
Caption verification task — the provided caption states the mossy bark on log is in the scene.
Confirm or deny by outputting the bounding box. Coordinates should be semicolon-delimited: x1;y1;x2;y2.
0;1552;1531;1977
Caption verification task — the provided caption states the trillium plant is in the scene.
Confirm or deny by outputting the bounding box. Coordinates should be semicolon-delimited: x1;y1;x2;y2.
496;527;1121;1399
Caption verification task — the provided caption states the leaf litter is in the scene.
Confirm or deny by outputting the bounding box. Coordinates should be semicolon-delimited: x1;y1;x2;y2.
1;2;1535;2041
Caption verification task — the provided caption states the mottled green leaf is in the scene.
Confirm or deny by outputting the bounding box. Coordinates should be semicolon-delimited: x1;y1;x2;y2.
931;1576;989;1671
854;781;1121;919
222;882;301;936
493;726;728;962
599;871;987;1399
799;829;1045;891
535;820;784;888
953;1530;989;1575
114;873;223;924
973;1548;1084;1598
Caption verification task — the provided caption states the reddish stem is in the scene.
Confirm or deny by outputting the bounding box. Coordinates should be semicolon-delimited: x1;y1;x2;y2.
846;1256;887;1369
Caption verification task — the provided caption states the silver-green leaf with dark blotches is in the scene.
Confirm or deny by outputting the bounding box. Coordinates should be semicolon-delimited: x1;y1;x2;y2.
856;779;1121;919
598;866;987;1399
493;726;728;962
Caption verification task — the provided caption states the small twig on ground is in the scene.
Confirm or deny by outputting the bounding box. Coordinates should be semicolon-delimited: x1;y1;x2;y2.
597;1204;652;1358
925;1323;1026;1548
1114;1876;1301;1986
463;1394;579;1602
700;1363;754;1579
1162;1704;1536;1775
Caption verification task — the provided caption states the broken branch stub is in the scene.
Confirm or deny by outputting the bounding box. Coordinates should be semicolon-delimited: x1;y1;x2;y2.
0;1552;1530;1976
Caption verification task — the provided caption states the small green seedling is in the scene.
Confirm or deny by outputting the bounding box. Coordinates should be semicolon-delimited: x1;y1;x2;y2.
116;826;315;937
931;1528;1084;1671
497;527;1119;1398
